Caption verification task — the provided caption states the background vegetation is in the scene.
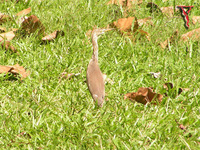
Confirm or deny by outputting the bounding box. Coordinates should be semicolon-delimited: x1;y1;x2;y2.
0;0;200;149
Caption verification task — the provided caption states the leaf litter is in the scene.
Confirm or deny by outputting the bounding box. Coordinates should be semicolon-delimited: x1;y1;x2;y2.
0;64;30;79
124;87;163;105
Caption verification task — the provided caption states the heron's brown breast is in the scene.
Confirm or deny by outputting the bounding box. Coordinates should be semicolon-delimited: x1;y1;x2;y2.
86;60;105;99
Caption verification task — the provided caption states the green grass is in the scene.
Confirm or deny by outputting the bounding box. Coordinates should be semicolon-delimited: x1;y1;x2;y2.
0;0;200;149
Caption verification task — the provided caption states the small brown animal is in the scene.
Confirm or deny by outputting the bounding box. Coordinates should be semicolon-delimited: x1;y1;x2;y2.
86;28;113;107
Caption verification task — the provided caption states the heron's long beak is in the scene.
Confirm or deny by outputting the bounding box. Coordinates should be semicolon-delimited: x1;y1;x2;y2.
104;28;115;32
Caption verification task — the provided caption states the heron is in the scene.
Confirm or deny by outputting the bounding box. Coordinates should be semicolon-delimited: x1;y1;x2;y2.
86;27;113;107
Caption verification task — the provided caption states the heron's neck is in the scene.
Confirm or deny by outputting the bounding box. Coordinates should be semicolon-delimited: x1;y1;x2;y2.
92;34;98;62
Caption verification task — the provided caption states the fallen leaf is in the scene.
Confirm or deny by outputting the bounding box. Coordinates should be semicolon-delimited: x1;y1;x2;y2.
160;29;178;49
0;31;16;41
164;82;183;96
0;13;11;24
112;17;150;41
179;124;186;130
138;17;153;26
113;16;139;32
149;72;161;78
192;16;200;24
17;131;31;139
59;72;80;82
16;7;31;17
163;82;173;90
146;2;162;13
20;15;45;36
175;120;187;131
124;87;163;105
42;30;64;42
181;27;200;42
0;64;29;79
137;29;150;41
1;41;17;52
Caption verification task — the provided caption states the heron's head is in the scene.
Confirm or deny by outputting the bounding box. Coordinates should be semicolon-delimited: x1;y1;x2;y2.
92;28;114;37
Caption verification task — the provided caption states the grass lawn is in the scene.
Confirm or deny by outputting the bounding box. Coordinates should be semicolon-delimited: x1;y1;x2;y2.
0;0;200;149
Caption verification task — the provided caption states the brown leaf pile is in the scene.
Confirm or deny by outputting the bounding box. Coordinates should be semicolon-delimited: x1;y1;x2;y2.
124;87;163;105
0;64;29;79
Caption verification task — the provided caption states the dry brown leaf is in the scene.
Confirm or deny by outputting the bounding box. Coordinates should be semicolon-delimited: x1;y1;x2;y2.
0;13;11;24
138;17;153;26
113;16;138;32
181;27;200;42
179;124;186;130
42;30;64;42
175;120;187;131
149;72;161;78
0;64;29;79
16;7;31;17
112;17;150;41
1;41;17;52
59;72;80;82
146;2;162;13
0;31;15;41
16;131;31;138
160;30;178;49
0;65;12;73
124;87;163;105
137;29;150;41
192;16;200;24
164;82;183;95
20;15;45;36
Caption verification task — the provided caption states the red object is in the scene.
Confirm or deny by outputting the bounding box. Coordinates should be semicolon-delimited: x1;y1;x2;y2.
176;6;194;29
